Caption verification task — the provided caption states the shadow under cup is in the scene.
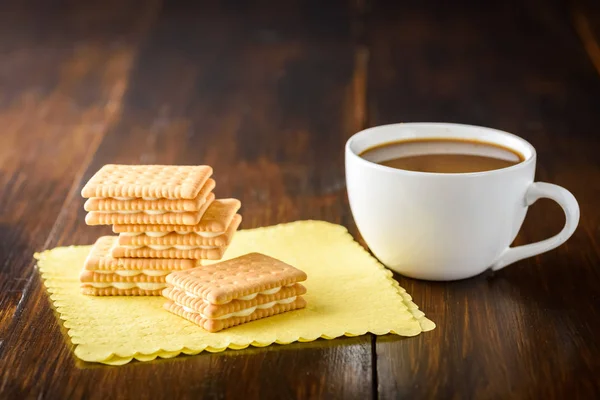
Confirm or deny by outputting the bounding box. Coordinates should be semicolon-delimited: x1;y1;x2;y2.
345;123;537;281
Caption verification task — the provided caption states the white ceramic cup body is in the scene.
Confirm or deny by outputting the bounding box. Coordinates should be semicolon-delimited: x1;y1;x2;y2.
345;123;579;281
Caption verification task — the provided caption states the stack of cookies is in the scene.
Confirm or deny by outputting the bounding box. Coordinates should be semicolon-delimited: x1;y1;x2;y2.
163;253;308;332
163;253;306;332
79;164;241;296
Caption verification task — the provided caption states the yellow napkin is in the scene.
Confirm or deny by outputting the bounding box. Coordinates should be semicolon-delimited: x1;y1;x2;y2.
35;220;434;365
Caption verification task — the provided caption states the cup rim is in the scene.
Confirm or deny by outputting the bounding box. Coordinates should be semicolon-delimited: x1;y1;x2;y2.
346;122;537;177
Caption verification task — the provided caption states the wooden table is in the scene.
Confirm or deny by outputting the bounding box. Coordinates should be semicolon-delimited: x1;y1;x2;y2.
1;0;599;398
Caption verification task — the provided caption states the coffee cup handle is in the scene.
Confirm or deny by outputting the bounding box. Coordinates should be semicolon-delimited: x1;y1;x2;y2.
491;182;580;270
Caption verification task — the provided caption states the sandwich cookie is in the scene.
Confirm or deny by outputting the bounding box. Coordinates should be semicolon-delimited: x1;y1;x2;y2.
80;236;196;296
84;192;215;226
163;252;307;332
82;164;215;226
111;215;242;260
112;198;241;235
84;179;216;213
117;212;241;248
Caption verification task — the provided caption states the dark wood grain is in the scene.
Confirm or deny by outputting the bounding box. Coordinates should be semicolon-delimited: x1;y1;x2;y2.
572;0;600;78
1;0;599;399
368;0;600;398
0;0;158;344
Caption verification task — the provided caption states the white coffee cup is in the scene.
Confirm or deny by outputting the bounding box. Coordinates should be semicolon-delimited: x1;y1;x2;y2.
345;123;579;281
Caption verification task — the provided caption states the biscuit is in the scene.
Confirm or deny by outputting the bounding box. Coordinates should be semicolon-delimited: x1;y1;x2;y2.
112;199;241;234
84;179;215;212
84;236;197;271
81;164;213;199
165;252;308;305
85;193;215;226
162;283;306;318
164;296;307;332
81;286;163;296
111;245;226;260
117;214;241;248
80;270;169;283
80;281;167;292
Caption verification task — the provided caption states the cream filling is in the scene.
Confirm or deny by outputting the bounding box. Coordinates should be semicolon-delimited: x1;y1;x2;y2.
95;210;186;215
120;231;224;238
142;270;171;276
145;232;170;237
184;284;296;303
122;244;218;250
91;196;178;201
177;296;298;320
145;210;173;215
175;231;223;237
93;269;170;277
238;287;281;300
87;282;167;290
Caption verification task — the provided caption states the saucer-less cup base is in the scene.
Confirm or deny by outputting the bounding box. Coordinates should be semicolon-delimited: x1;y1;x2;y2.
345;123;580;281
